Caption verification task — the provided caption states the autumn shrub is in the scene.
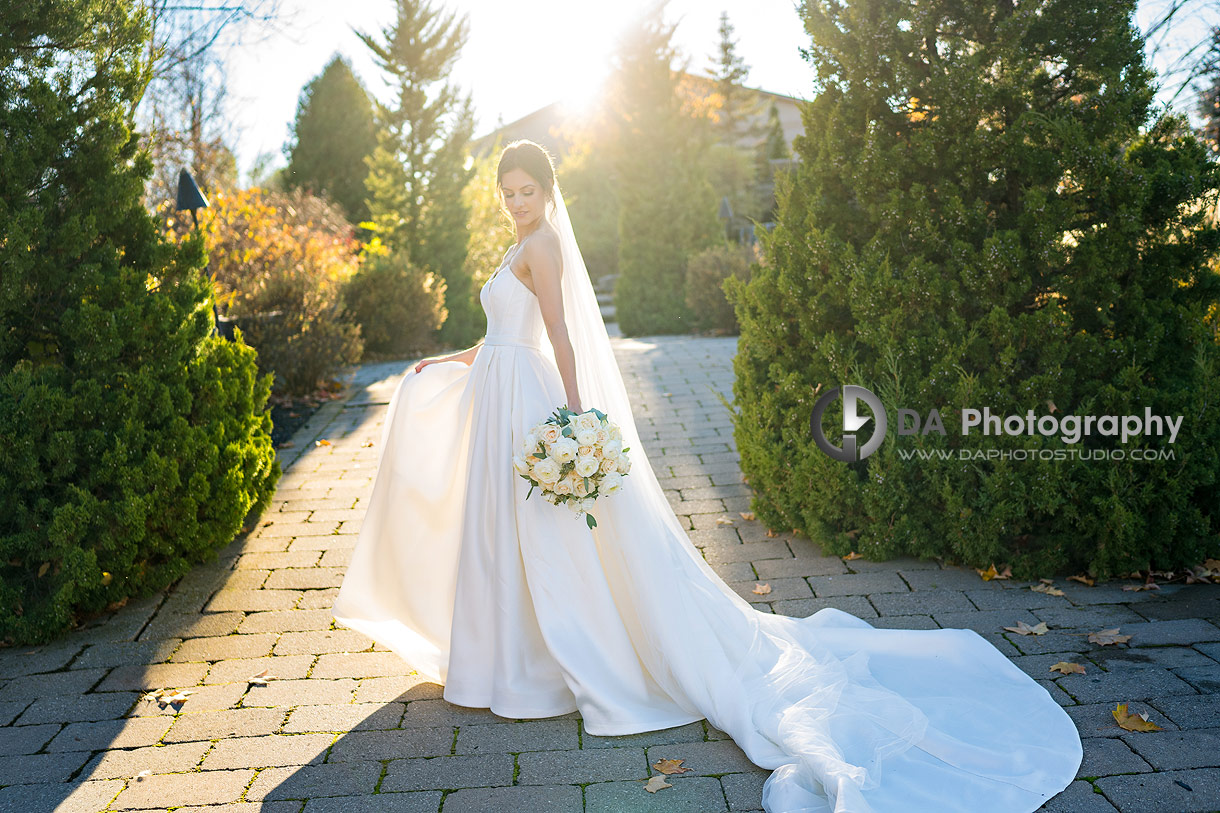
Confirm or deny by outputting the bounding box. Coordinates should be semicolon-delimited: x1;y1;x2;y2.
342;246;448;359
197;187;364;396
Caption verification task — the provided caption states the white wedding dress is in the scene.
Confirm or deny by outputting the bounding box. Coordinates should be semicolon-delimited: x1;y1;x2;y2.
332;215;1082;812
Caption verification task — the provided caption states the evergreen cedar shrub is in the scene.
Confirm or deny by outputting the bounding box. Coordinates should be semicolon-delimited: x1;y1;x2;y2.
724;0;1220;580
196;187;364;397
342;250;448;359
685;242;756;334
0;1;280;645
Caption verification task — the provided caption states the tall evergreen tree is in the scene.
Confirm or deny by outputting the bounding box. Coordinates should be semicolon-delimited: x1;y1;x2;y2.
358;0;478;347
0;0;280;643
1200;27;1220;154
726;0;1220;579
709;11;764;146
608;5;721;336
284;55;378;223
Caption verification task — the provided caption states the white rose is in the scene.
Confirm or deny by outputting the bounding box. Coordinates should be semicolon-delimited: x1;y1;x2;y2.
580;496;596;512
578;444;594;457
532;457;561;483
570;473;589;497
512;455;532;476
595;427;609;444
523;432;539;451
575;455;600;477
554;478;573;495
608;423;622;440
599;456;617;474
592;446;603;460
575;427;598;446
602;440;622;460
550;437;578;463
616;455;631;474
538;424;561;444
601;471;623;495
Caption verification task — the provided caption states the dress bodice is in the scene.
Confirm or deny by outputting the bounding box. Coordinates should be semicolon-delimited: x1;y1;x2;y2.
479;244;545;350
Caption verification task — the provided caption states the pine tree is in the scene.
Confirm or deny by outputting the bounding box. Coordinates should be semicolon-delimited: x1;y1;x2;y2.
284;55;378;223
726;0;1220;579
358;0;479;348
0;0;280;643
1200;27;1220;154
608;5;721;336
709;11;764;146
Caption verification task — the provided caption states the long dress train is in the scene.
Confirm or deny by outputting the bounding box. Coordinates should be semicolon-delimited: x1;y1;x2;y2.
332;244;1083;812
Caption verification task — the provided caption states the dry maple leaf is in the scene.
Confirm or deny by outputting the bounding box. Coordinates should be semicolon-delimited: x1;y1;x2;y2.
1088;628;1132;645
715;516;735;526
1049;661;1086;675
739;511;755;521
361;440;375;448
1031;582;1065;596
1112;702;1162;732
752;582;772;595
1204;558;1220;574
764;528;777;538
315;438;332;446
652;758;692;775
644;775;673;793
842;551;863;561
1003;620;1049;636
1067;574;1095;586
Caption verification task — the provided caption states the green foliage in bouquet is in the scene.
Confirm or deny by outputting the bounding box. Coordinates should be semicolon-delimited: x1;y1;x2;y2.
725;0;1220;579
0;0;280;644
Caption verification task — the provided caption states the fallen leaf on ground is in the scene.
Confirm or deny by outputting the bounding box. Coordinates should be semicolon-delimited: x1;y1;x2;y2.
1204;558;1220;573
361;440;374;448
843;551;863;561
277;441;295;448
752;582;772;595
1031;582;1065;596
141;688;194;707
652;758;692;775
1112;702;1162;732
248;669;276;686
1089;628;1132;646
1122;582;1159;592
644;775;673;793
715;516;735;526
764;528;777;537
1067;574;1095;586
739;511;755;521
1050;661;1086;675
1003;620;1049;636
315;438;332;446
977;563;1011;581
134;770;152;781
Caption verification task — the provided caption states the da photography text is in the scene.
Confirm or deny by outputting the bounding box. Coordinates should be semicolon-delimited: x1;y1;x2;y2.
809;385;1183;463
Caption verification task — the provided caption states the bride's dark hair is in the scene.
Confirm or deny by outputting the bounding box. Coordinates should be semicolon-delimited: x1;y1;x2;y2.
497;140;557;214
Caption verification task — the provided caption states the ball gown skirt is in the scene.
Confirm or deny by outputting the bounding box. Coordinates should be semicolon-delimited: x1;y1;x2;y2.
331;259;1083;813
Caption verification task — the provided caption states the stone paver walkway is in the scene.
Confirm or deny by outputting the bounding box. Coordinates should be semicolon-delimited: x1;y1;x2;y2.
1;335;1218;813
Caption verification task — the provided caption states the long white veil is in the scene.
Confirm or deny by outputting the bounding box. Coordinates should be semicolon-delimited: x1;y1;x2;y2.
526;183;1082;813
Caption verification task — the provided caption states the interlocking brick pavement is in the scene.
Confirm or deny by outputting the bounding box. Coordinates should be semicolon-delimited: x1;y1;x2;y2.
0;335;1217;812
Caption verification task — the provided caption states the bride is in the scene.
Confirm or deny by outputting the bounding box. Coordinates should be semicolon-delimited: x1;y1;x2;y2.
331;139;1082;812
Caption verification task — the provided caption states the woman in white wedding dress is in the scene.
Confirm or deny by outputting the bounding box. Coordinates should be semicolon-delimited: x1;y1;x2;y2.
332;140;1082;812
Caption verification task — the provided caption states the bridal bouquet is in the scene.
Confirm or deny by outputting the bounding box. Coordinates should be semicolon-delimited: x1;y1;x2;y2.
512;405;632;529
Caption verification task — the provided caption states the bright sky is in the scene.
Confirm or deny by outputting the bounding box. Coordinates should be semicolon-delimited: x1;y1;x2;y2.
220;0;1216;182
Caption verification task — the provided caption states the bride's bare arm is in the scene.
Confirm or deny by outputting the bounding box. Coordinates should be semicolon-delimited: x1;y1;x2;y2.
525;234;581;413
414;339;483;372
